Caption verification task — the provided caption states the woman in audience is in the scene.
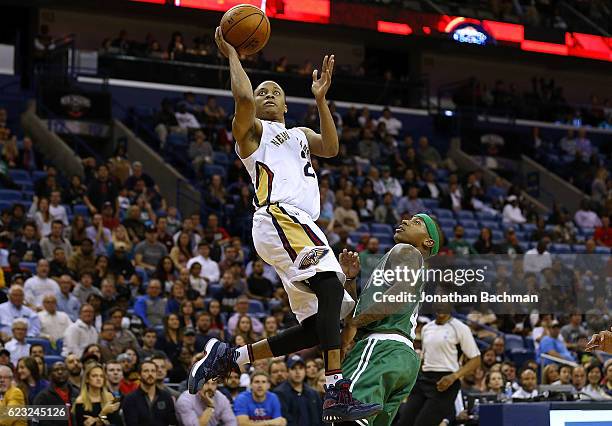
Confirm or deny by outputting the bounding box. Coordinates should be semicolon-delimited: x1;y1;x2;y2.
582;363;612;400
604;362;612;397
156;313;182;358
73;363;122;426
93;255;111;287
542;364;560;385
168;346;193;383
485;370;505;397
65;175;88;206
262;315;278;339
177;300;196;329
305;359;319;388
155;256;177;293
474;227;495;254
69;215;88;247
170;232;192;269
32;197;52;237
2;136;18;167
16;356;48;403
82;343;103;364
314;370;326;398
110;225;133;257
207;299;225;340
552;365;573;385
232;314;260;345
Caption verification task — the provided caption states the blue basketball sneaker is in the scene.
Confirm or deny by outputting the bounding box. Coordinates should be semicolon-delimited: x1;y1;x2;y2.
322;378;382;423
188;338;240;394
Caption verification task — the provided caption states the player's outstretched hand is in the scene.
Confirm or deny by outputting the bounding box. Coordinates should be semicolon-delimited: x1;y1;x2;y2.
586;328;612;353
311;54;335;101
339;248;360;279
215;26;237;59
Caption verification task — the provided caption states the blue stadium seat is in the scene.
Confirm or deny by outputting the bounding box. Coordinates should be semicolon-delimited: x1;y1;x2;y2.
459;219;478;229
379;243;393;253
134;105;155;116
524;337;535;352
208;284;223;299
213;151;229;166
19;262;36;273
8;169;30;181
248;300;265;315
203;164;227;180
491;230;504;241
550;243;571;254
26;337;53;355
0;190;21;201
43;355;65;366
464;229;480;239
370;223;393;235
475;211;498;220
572;244;586;253
438;218;456;228
504;334;525;351
455;211;474;220
508;349;535;367
433;208;453;219
595;246;611;254
421;198;439;209
356;224;369;233
167;133;188;147
32;171;47;182
349;232;367;242
521;223;536;233
480;220;500;230
73;204;89;217
441;227;454;238
0;201;12;212
435;169;449;182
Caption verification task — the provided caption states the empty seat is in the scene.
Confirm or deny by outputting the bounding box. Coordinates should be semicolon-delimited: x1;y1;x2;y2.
203;164;227;180
356;224;369;233
0;190;21;201
455;210;474;220
8;169;30;181
421;198;439;209
438;218;456;228
73;204;89;217
213;151;229;165
370;223;393;235
43;355;65;366
460;219;479;229
433;208;453;219
479;220;499;230
550;244;571;254
504;334;525;351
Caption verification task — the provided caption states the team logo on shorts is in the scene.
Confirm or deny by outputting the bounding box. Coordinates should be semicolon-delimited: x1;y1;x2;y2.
299;248;329;269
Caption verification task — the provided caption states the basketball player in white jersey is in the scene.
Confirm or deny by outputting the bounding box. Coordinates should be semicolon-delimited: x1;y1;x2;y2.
189;27;382;423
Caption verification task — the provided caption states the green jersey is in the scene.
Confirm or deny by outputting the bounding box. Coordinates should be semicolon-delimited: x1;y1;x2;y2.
354;243;425;341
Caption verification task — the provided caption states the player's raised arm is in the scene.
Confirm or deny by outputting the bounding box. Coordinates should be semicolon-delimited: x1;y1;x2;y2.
300;55;339;158
215;27;261;157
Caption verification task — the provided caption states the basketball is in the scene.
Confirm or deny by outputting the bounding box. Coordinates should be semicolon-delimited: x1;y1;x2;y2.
220;4;271;56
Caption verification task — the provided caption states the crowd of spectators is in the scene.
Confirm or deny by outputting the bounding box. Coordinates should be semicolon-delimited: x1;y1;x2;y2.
0;72;611;425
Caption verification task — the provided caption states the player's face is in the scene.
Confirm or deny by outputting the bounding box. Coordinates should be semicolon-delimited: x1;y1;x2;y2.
254;81;287;121
394;216;433;250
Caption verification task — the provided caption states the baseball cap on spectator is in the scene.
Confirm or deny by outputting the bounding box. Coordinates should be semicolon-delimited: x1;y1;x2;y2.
117;353;131;362
551;320;560;327
103;201;113;209
381;165;391;173
287;354;305;369
145;225;157;233
507;195;518;202
184;327;196;336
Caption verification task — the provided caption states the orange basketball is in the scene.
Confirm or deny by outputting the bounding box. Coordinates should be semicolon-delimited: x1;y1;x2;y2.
220;4;271;56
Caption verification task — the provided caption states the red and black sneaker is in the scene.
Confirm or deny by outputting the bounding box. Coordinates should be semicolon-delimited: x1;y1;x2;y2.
322;378;382;423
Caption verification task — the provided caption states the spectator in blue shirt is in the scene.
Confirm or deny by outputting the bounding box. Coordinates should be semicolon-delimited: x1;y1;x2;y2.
234;371;286;426
55;274;80;322
537;320;575;366
133;279;166;328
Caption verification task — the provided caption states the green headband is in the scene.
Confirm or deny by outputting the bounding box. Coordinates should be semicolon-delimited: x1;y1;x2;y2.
415;213;440;256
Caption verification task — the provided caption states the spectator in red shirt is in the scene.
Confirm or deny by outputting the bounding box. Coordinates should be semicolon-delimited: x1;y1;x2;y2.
594;216;612;247
205;214;230;246
101;202;120;231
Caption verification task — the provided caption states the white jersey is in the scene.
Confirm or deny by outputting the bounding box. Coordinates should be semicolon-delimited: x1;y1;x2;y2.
239;120;320;220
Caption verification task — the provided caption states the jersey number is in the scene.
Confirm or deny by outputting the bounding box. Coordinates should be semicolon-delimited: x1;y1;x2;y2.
301;150;315;178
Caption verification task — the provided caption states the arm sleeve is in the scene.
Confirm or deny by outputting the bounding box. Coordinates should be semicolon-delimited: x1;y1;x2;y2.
456;321;481;359
273;390;293;424
62;327;76;357
233;394;249;417
121;397;138;426
175;396;198;426
27;314;41;337
210;263;220;283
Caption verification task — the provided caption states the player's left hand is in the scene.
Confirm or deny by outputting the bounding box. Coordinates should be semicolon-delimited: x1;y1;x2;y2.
311;54;335;101
339;249;360;279
586;328;612;353
436;373;457;392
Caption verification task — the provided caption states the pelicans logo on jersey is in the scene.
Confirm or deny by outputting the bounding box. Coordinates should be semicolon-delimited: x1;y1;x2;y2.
299;247;329;270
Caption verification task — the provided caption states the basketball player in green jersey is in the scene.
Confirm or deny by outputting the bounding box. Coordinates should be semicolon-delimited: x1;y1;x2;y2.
338;213;441;426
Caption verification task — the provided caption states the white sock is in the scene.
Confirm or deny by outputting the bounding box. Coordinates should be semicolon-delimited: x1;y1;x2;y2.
235;345;251;365
325;372;343;387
